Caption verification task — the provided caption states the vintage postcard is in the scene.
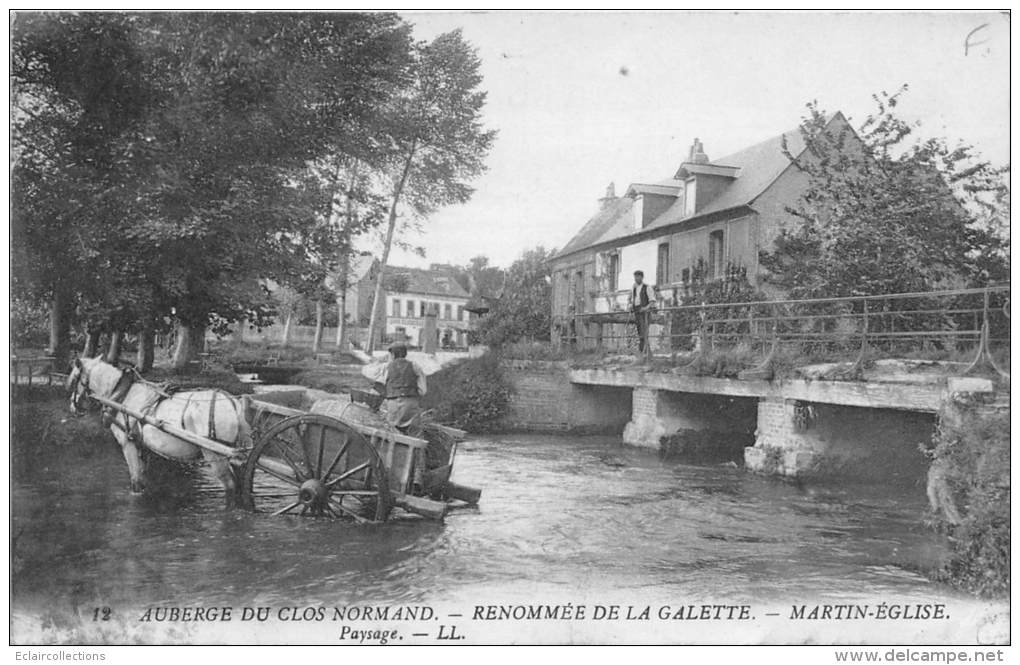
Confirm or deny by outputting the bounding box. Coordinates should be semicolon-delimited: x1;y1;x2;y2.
8;9;1011;653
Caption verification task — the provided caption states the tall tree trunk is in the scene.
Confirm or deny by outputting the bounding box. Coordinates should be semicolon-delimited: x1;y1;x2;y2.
47;289;70;362
171;322;206;369
106;330;123;364
335;249;350;349
82;328;101;358
136;317;155;373
335;175;357;351
366;141;417;353
281;312;293;347
312;299;324;354
336;295;346;349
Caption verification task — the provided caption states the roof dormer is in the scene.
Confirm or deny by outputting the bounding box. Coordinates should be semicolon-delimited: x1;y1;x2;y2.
672;139;741;217
625;182;681;229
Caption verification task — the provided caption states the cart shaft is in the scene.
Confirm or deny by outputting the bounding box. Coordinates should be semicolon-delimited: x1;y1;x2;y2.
90;394;242;459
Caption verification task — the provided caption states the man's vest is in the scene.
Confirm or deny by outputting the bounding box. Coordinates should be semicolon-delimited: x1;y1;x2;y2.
385;358;419;399
632;283;651;309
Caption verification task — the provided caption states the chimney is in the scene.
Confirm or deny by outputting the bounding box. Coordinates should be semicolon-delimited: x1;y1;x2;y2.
598;182;617;209
688;138;709;165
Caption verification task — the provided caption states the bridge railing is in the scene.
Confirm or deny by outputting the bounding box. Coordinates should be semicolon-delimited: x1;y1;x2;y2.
562;284;1009;374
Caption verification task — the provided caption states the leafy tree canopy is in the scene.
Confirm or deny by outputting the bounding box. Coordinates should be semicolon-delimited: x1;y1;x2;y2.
475;247;554;347
760;86;1009;299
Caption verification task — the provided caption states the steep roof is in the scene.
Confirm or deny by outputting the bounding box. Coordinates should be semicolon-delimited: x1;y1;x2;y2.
387;266;470;299
348;253;376;282
645;119;816;231
556;196;635;257
555;113;847;259
325;253;376;292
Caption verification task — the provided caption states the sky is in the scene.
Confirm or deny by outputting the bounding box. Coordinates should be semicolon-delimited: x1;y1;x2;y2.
367;11;1010;270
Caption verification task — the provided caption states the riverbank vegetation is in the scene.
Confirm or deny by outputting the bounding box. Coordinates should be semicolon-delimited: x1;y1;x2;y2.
929;402;1010;597
421;354;512;432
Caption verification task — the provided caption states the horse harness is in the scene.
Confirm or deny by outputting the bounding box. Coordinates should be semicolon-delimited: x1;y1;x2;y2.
96;368;233;448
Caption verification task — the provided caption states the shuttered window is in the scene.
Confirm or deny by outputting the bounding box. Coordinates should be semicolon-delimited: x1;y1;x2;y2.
657;243;670;285
709;230;725;279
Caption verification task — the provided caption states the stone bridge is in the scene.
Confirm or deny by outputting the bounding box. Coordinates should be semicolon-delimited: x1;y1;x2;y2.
568;364;1008;477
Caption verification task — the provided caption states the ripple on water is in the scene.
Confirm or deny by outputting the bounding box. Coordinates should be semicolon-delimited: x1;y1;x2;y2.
11;430;958;610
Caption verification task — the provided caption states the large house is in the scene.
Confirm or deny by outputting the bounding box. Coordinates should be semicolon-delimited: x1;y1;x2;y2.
381;264;474;349
549;113;855;335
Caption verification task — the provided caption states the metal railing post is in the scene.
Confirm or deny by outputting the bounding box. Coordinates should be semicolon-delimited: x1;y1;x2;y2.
963;287;1009;380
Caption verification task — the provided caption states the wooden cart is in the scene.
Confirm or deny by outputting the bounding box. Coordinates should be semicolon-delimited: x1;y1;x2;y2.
239;395;480;521
88;391;480;522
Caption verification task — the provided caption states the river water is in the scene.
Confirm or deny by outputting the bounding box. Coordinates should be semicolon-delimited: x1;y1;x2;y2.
10;427;1007;644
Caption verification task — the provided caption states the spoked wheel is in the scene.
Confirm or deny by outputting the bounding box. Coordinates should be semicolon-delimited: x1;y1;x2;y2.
241;414;391;522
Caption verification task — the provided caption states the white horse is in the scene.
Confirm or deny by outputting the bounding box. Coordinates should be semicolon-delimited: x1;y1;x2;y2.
68;356;250;506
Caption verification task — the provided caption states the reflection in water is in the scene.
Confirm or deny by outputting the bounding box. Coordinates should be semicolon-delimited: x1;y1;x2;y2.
12;431;955;619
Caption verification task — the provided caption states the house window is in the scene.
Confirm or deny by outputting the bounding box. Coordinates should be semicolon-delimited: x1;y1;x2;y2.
656;242;670;286
420;301;427;317
391;299;400;316
457;305;464;321
575;270;585;312
406;300;415;317
444;304;452;320
608;253;620;291
709;230;725;279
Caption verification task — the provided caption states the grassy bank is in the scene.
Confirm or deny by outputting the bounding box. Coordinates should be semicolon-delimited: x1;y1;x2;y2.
929;402;1010;597
421;354;512;432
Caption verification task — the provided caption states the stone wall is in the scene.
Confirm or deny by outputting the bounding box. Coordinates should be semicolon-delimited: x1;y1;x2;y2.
499;360;631;433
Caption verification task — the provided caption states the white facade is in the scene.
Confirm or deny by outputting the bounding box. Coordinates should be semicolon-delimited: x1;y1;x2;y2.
384;292;472;348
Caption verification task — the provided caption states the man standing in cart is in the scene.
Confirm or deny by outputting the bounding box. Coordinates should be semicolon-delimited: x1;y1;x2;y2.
363;342;428;432
627;270;657;355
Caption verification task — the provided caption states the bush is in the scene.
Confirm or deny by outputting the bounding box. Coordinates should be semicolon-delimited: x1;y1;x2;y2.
930;404;1009;597
421;353;512;432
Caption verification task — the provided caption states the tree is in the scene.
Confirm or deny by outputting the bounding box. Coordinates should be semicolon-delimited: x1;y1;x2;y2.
760;87;1010;299
453;255;505;301
475;247;554;347
12;13;415;367
364;29;496;352
140;14;415;367
12;12;159;363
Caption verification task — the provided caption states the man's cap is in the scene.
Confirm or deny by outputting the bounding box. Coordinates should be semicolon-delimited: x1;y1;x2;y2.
633;270;644;276
388;342;407;352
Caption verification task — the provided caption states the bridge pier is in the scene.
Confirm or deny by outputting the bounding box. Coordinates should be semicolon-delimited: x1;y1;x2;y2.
745;397;937;479
744;397;821;476
622;387;756;453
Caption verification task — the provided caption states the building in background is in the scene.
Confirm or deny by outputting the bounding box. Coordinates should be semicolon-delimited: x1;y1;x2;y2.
230;259;475;351
382;264;474;349
548;113;856;328
325;252;380;330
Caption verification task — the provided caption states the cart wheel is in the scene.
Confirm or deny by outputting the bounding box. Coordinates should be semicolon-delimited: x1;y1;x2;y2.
241;414;391;521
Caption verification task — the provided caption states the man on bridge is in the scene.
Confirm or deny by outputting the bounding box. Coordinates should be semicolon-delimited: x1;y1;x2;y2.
627;270;657;355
